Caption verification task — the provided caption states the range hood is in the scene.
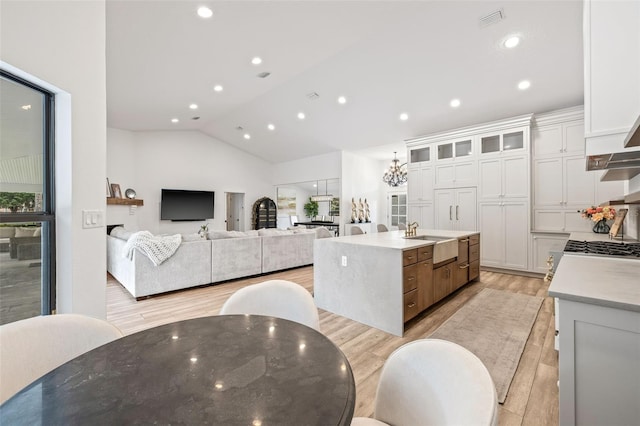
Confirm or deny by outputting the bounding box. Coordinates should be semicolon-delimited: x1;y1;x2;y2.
586;114;640;181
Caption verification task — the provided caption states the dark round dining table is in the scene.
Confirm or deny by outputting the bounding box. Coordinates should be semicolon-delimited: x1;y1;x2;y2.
0;315;355;425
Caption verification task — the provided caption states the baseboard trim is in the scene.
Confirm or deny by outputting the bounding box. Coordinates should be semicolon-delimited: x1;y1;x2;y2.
480;266;545;279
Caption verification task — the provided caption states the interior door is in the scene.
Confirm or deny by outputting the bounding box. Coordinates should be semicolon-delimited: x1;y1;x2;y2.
225;192;244;231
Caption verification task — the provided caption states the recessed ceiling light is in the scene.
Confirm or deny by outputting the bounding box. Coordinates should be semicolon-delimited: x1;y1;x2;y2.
21;105;32;110
243;133;251;140
171;118;179;123
189;103;198;110
297;112;306;120
450;99;461;108
337;96;347;104
197;6;213;18
251;57;262;65
213;85;223;92
504;36;520;49
399;113;409;121
267;123;275;131
518;80;531;90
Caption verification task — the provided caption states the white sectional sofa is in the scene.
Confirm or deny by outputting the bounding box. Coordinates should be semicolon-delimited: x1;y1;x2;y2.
107;227;318;299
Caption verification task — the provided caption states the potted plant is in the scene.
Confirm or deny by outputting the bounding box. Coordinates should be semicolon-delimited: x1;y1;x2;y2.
303;198;319;220
198;223;209;239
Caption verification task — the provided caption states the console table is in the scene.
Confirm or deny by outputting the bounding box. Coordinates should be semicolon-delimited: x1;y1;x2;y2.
0;315;355;425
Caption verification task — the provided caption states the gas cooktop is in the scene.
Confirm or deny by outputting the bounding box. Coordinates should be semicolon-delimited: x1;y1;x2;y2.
564;240;640;258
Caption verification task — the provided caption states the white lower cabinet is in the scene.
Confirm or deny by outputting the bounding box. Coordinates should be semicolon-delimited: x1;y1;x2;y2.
479;201;528;270
530;233;569;274
408;203;434;229
434;187;477;231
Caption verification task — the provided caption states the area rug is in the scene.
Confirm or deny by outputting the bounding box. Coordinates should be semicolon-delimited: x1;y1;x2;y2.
428;288;543;403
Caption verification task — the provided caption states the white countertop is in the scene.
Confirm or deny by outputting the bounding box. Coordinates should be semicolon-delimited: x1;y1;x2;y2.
325;229;478;250
548;254;640;312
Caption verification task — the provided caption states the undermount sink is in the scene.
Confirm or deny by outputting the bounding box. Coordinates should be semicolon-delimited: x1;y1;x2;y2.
404;235;458;263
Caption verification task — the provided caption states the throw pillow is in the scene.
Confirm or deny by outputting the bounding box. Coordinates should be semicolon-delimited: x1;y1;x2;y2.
110;226;133;241
181;233;202;242
33;228;42;237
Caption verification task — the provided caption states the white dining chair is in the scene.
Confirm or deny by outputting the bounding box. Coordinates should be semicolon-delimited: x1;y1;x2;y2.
350;226;364;235
351;339;498;426
219;279;320;330
397;223;407;231
376;224;389;232
315;227;333;238
0;314;123;404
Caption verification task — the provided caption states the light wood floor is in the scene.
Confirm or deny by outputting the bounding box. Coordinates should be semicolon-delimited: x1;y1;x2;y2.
106;267;558;425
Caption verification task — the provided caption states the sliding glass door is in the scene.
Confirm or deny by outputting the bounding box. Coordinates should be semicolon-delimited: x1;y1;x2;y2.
0;70;55;325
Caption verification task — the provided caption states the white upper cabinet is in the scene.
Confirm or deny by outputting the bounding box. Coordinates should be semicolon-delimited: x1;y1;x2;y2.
408;146;431;168
584;0;640;155
479;156;528;200
479;128;527;157
407;166;434;203
434;161;476;189
533;120;585;158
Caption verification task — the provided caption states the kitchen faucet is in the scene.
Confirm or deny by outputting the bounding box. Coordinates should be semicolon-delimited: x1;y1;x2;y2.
405;222;419;237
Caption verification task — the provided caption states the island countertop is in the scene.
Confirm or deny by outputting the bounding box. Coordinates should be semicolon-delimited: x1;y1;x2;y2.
548;254;640;312
329;229;479;249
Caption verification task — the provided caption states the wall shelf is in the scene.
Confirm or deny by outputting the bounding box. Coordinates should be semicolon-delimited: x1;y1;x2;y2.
107;198;143;206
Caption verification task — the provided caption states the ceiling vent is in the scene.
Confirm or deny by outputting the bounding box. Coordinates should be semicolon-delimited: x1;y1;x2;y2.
256;72;271;78
235;126;244;131
479;9;505;27
306;92;320;100
191;116;200;120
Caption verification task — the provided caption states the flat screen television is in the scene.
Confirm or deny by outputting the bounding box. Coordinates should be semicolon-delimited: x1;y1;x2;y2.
160;189;215;221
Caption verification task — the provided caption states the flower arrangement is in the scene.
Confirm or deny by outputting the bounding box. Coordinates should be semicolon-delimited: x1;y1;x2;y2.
581;205;616;222
198;223;209;238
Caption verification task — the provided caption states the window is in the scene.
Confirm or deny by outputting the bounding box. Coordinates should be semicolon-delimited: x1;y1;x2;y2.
390;193;407;227
0;70;56;325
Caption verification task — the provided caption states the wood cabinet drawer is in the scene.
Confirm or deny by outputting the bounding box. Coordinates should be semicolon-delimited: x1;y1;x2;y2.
403;264;418;293
403;289;420;322
469;259;480;281
469;234;480;246
403;249;418;266
469;243;480;262
417;245;434;261
455;261;469;290
457;238;469;264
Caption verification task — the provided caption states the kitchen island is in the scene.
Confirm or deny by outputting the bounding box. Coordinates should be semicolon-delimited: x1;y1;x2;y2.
314;229;479;336
548;254;640;426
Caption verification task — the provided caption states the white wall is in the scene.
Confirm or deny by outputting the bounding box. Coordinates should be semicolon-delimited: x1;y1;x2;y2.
341;151;389;230
106;129;274;235
272;152;341;185
1;1;108;318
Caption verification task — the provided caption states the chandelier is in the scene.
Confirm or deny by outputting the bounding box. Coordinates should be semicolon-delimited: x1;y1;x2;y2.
382;152;408;187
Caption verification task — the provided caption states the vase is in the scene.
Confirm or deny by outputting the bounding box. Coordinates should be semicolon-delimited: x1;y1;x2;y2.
592;219;610;234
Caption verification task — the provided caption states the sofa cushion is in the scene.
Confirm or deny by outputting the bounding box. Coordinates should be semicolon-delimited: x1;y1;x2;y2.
15;227;36;237
33;228;42;237
110;227;133;241
181;233;203;242
257;228;293;236
207;230;257;240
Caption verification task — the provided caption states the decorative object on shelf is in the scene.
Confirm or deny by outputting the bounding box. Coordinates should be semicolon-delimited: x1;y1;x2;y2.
303;197;318;220
110;184;122;199
357;198;365;223
581;205;615;234
364;198;370;222
124;188;137;199
350;198;357;223
106;178;112;197
198;223;208;239
382;152;407;187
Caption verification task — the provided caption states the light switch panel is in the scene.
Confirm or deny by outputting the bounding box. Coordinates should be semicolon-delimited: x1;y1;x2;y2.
82;209;104;229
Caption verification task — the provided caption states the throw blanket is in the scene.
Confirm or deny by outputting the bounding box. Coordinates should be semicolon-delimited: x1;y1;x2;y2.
123;231;182;266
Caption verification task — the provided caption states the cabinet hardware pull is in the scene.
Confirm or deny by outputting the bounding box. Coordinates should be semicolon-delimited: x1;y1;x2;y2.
407;256;414;260
408;303;416;308
459;264;470;269
459;238;469;243
456;205;459;220
408;277;415;281
449;205;452;220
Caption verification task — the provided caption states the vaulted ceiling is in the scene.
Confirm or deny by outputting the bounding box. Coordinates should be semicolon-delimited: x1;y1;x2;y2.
106;0;584;163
